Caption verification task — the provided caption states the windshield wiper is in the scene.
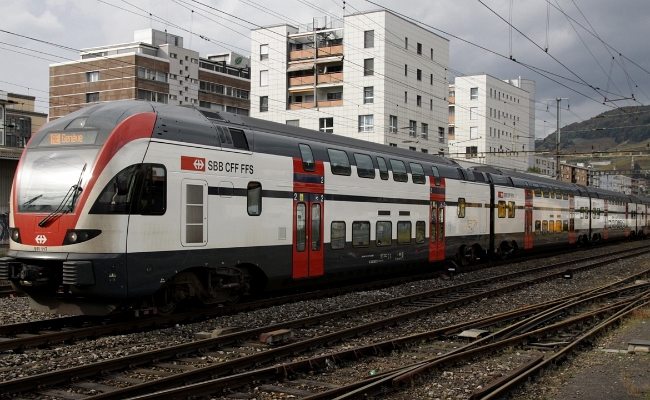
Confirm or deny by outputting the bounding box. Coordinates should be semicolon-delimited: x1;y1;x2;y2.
22;194;43;207
38;164;86;228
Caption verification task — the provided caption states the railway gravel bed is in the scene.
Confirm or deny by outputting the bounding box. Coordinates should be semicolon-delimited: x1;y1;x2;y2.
0;241;648;398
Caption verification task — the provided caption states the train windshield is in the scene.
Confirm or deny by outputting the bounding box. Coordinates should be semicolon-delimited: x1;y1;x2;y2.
16;147;99;213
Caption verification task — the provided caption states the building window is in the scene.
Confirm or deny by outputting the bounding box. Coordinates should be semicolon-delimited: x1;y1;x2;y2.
470;107;478;120
416;95;422;107
409;146;416;151
260;70;268;86
364;30;374;48
404;91;408;103
421;148;428;153
430;99;433;110
358;114;374;132
405;37;408;49
260;96;268;112
430;48;434;59
319;117;333;133
421;123;428;139
86;92;99;103
389;115;397;133
364;58;374;75
86;71;99;82
389;143;397;147
430;74;433;85
466;146;478;158
364;87;373;104
327;92;342;100
470;126;478;139
417;42;422;54
260;44;268;60
137;89;167;104
417;69;422;81
286;120;299;127
470;87;478;100
409;120;416;137
438;127;445;143
405;64;408;76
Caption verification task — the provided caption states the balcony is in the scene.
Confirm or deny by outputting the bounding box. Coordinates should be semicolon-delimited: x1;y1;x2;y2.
289;75;315;86
318;45;343;57
318;99;343;108
448;96;455;104
317;72;343;85
289;102;314;110
448;116;455;124
289;48;315;61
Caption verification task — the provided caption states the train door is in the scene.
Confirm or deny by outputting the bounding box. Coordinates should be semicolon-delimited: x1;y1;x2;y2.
429;201;446;261
569;195;575;244
292;193;324;278
603;200;609;239
524;189;533;249
429;171;446;262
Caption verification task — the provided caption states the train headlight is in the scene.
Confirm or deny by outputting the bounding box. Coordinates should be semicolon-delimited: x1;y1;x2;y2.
63;229;101;245
10;228;21;243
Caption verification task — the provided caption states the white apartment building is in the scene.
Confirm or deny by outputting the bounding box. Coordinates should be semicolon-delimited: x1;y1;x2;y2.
448;74;534;171
250;11;450;155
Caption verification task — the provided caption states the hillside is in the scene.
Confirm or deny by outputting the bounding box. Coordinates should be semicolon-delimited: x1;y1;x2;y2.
535;105;650;172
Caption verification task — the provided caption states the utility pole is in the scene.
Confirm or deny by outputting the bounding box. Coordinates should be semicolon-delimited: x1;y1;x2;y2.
547;98;569;180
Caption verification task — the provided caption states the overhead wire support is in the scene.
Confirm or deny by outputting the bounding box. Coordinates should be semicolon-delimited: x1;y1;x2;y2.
547;97;569;180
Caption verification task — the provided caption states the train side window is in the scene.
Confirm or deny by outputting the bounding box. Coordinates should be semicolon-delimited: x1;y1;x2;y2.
247;182;262;216
397;221;411;244
390;159;408;182
543;186;550;198
327;149;351;176
296;203;306;251
229;128;249;150
535;220;541;234
534;184;541;197
377;157;389;180
555;220;562;233
352;221;370;247
508;201;515;218
216;126;234;147
580;207;585;219
542;220;548;234
299;144;315;172
331;221;346;249
458;198;466;218
410;163;426;184
137;164;167;215
498;201;506;218
563;220;569;231
376;221;392;246
415;221;426;243
354;153;375;179
431;166;441;186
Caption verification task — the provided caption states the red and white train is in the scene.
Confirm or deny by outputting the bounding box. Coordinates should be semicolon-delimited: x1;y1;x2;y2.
1;100;647;315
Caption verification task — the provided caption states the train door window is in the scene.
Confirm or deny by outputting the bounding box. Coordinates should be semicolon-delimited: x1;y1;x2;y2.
534;183;541;197
377;157;389;180
137;164;166;215
458;198;466;218
229;128;249;150
415;221;425;243
299;144;315;172
327;149;351;176
438;207;444;242
563;220;569;231
376;221;392;246
397;221;411;244
430;203;436;242
431;166;441;186
555;220;562;233
296;203;307;251
331;221;346;249
410;163;425;184
311;204;321;250
247;182;262;216
497;201;506;218
390;159;408;182
182;180;208;246
580;207;585;219
354;153;375;178
352;221;370;247
508;201;515;218
542;220;548;234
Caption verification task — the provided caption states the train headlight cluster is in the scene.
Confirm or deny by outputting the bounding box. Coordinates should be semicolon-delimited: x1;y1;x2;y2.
63;230;101;245
10;228;21;243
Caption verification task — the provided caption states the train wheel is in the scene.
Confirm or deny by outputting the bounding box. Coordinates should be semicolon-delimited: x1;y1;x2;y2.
457;245;474;267
153;286;177;316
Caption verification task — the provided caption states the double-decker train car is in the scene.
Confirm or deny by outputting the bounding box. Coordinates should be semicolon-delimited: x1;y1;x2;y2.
0;100;645;316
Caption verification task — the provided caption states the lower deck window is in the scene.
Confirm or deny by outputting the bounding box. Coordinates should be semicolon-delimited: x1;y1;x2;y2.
397;221;411;244
331;221;346;249
352;221;370;247
376;221;392;246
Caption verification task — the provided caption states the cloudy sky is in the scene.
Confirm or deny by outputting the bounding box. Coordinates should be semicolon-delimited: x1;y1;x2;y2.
1;0;649;137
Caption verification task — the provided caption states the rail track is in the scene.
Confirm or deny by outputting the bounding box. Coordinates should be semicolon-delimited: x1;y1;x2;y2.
0;241;640;353
1;243;649;398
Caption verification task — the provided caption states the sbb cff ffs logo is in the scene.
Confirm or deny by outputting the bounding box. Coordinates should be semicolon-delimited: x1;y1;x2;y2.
181;156;206;172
